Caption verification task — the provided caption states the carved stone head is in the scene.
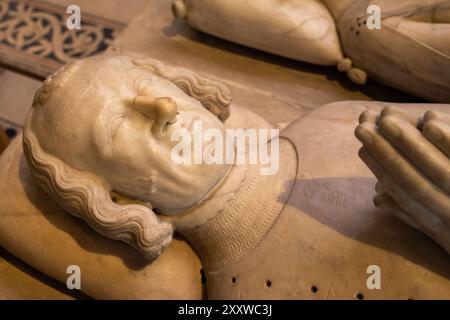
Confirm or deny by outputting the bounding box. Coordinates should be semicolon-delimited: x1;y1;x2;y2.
23;54;232;259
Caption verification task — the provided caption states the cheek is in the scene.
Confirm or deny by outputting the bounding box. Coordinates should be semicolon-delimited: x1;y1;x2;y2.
201;111;225;131
103;143;162;197
106;126;156;172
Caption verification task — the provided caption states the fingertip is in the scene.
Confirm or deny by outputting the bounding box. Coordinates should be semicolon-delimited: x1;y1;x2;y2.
378;114;402;139
358;110;378;124
355;123;375;146
172;0;187;19
373;192;391;208
381;106;421;127
381;105;402;118
423;110;439;122
375;181;385;193
378;114;395;127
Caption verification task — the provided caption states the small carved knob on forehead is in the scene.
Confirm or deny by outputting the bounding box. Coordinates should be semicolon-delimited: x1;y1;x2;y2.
133;96;178;125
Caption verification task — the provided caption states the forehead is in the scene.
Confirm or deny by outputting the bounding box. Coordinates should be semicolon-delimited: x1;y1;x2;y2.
96;60;183;98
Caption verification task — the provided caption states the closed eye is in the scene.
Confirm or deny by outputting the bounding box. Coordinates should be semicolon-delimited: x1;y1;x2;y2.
109;114;126;141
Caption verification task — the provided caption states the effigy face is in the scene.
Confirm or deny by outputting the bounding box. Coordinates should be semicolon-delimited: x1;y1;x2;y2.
29;54;230;213
22;54;233;260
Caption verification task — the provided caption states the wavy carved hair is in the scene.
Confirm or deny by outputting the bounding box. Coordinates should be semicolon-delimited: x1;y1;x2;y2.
23;55;232;259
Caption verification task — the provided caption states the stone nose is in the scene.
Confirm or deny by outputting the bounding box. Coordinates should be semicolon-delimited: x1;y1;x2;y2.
172;0;186;19
133;96;178;126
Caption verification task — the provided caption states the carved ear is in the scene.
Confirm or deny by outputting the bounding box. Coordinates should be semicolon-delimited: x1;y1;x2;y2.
23;117;173;260
131;57;232;121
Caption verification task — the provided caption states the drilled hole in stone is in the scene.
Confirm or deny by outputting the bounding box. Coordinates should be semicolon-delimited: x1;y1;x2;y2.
266;280;272;288
350;27;354;31
311;286;318;294
356;293;364;300
358;23;362;27
231;277;237;284
356;31;360;36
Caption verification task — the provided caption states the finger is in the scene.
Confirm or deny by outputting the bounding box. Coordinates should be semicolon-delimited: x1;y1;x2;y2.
359;110;379;124
423;119;450;158
375;181;385;193
359;148;449;239
374;192;421;230
378;115;450;194
380;106;421;128
424;110;450;124
355;124;450;223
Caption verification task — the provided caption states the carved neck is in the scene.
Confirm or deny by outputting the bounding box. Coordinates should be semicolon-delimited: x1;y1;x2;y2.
169;139;297;272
